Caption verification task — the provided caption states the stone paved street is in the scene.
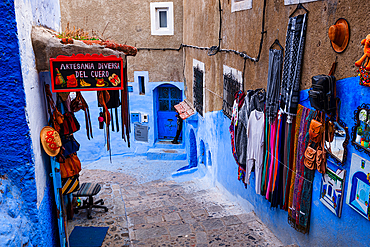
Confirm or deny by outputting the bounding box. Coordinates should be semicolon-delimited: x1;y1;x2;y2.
67;156;284;246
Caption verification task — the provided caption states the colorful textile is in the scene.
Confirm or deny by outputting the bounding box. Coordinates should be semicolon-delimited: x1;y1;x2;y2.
288;104;303;216
266;117;278;201
291;107;309;220
261;113;270;196
238;166;246;181
283;117;296;210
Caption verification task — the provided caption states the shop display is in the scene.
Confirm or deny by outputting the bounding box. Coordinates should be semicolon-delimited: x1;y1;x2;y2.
320;164;346;217
351;104;370;155
346;153;370;220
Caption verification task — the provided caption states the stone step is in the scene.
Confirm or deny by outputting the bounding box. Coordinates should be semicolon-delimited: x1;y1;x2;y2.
154;140;185;149
147;148;187;160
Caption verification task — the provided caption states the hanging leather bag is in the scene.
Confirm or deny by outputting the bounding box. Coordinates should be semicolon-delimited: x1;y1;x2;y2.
304;144;317;170
71;92;93;139
309;112;324;144
316;121;327;174
59;112;80;136
325;120;335;143
60;153;81;179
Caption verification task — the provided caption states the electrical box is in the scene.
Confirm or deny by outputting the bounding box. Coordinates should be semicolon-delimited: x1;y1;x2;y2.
134;124;148;142
131;113;141;123
142;114;149;123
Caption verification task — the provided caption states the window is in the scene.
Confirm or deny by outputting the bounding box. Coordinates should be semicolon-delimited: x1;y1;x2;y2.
134;71;148;95
284;0;318;5
222;65;243;119
193;59;205;117
150;2;174;35
138;76;145;95
231;0;252;12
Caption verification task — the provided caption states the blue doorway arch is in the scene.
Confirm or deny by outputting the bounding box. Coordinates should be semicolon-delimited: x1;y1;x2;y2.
156;84;182;140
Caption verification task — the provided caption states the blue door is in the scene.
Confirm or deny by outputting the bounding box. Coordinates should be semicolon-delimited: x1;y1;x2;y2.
157;85;182;139
50;158;68;247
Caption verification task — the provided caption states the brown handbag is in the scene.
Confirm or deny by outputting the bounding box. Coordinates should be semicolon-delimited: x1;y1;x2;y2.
304;144;317;170
316;127;327;174
326;120;335;143
60;153;82;179
309;118;324;143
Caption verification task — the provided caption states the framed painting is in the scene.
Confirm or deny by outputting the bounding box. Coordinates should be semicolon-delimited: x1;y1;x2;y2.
346;153;370;220
320;163;346;217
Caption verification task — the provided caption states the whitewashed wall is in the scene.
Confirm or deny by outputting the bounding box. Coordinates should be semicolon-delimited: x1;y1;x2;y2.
14;0;61;207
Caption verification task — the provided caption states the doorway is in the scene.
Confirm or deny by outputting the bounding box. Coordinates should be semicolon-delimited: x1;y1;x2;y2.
156;84;182;140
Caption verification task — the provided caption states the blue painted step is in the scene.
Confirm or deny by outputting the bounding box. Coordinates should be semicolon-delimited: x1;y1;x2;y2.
147;148;186;160
154;140;184;149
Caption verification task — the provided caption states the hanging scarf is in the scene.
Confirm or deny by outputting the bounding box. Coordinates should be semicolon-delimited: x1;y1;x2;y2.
288;104;303;216
266;49;283;124
280;14;308;116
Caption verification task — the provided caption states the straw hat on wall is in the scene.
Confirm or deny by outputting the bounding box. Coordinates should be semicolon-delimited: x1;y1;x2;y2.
40;126;62;157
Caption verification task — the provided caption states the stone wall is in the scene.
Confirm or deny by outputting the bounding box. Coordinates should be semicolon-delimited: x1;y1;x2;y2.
183;0;369;113
60;0;184;83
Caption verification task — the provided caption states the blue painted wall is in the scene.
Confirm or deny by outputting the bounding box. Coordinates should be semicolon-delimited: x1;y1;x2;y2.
0;1;57;246
75;79;184;163
184;76;370;246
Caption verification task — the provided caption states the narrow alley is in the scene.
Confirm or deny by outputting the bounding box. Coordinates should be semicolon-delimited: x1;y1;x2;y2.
68;156;284;246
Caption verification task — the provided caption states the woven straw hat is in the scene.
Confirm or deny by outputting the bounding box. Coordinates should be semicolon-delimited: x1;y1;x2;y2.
40;126;62;157
328;18;350;53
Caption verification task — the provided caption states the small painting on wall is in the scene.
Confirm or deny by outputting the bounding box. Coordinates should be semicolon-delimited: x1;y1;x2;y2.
346;153;370;220
320;163;346;217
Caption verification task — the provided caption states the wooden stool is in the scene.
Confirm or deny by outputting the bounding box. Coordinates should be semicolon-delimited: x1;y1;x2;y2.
73;183;108;219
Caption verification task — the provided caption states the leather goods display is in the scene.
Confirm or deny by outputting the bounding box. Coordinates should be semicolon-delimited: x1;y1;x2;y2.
71;92;93;140
60;153;81;179
61;135;80;158
59;112;80;136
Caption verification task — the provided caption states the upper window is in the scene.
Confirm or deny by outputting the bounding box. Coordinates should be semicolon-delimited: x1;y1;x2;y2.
150;2;174;35
193;59;205;117
222;65;243;119
134;71;148;95
231;0;252;12
284;0;318;5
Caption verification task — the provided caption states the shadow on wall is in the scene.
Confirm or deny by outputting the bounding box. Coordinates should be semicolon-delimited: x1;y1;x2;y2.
199;140;205;165
208;150;212;166
177;128;197;171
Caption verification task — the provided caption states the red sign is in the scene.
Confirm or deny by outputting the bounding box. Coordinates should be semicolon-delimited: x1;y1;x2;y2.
50;54;124;92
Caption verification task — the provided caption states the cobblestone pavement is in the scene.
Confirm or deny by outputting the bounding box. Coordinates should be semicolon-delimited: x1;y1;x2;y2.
67;157;284;246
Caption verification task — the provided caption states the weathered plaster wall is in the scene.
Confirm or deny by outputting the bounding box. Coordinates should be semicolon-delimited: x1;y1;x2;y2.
183;76;370;246
0;0;59;245
183;0;370;113
60;0;183;83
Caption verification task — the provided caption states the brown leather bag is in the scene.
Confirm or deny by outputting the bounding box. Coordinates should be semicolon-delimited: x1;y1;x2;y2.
304;144;317;170
326;120;335;143
309;119;324;143
60;153;81;179
316;124;327;174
